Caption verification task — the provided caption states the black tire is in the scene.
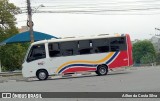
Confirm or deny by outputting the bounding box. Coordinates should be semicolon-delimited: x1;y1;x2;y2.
36;70;48;80
96;65;108;76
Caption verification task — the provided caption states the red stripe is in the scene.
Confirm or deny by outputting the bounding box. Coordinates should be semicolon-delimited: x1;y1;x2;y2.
63;67;96;73
109;51;128;68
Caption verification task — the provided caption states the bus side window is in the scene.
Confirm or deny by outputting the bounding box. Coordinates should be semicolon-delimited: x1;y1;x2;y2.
48;43;61;57
27;44;46;62
78;40;92;54
110;37;126;51
60;41;78;56
92;39;109;53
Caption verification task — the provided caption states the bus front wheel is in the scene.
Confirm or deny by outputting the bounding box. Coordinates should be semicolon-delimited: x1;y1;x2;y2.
36;69;48;80
96;65;108;76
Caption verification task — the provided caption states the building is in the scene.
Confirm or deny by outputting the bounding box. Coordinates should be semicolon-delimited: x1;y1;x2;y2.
18;26;29;33
150;35;160;52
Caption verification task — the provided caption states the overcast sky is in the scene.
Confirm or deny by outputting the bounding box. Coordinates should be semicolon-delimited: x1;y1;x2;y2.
9;0;160;40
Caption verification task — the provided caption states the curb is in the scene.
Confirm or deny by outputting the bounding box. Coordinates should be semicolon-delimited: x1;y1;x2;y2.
0;78;28;83
0;72;22;77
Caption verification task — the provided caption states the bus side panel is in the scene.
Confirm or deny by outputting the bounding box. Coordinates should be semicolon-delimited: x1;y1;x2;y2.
126;34;133;66
108;51;128;68
51;53;108;74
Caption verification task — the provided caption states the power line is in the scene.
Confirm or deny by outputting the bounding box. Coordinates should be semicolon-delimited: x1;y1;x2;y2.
15;0;160;15
23;7;160;13
28;1;160;8
31;0;160;4
19;10;160;15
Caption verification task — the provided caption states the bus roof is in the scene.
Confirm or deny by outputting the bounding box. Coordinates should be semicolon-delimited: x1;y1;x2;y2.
31;34;127;45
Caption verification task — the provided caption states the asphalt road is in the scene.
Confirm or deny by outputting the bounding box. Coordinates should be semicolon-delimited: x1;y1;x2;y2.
0;66;160;101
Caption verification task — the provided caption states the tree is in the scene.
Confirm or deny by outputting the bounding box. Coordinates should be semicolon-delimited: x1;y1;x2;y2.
0;44;28;71
140;53;156;64
133;40;156;64
0;0;28;71
0;0;19;31
0;0;20;41
156;52;160;65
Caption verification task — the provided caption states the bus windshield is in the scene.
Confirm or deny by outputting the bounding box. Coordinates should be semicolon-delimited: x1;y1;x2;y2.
26;44;46;62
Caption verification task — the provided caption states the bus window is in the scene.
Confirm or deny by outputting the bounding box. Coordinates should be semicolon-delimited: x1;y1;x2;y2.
110;37;127;51
27;44;46;62
60;41;78;56
48;43;61;57
111;46;119;51
78;40;92;54
92;39;109;53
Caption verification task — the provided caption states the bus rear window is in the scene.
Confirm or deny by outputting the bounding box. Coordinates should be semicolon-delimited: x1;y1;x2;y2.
27;44;46;62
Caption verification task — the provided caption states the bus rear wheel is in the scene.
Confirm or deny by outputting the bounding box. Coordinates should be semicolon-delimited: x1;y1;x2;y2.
96;65;108;76
36;70;48;80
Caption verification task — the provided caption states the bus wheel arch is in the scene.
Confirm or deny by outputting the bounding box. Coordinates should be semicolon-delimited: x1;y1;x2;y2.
36;69;49;80
96;64;108;76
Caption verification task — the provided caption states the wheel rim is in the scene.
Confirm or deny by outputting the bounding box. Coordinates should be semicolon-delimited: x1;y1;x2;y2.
99;67;106;75
39;72;46;80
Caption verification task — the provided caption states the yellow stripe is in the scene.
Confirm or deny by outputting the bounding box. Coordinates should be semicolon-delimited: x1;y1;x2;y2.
55;52;115;73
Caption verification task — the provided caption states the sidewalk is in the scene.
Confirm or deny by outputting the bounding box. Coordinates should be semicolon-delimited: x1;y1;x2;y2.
0;75;25;83
0;71;25;83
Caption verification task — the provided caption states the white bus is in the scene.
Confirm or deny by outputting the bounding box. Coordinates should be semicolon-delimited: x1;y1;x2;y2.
22;34;133;80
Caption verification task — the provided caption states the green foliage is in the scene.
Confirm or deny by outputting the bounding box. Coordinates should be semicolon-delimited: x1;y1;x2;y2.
133;40;156;64
140;53;156;64
156;52;160;65
0;0;29;71
0;0;20;31
0;44;29;71
0;0;20;42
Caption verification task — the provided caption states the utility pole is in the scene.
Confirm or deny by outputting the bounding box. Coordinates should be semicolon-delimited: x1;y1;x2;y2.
155;28;160;36
27;0;34;43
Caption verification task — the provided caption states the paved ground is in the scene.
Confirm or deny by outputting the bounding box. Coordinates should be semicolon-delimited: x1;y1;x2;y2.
0;66;160;101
